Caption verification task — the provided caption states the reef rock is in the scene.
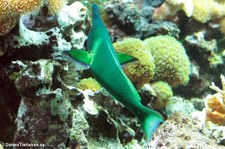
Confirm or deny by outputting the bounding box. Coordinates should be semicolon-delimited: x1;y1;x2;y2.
105;1;180;39
148;113;225;149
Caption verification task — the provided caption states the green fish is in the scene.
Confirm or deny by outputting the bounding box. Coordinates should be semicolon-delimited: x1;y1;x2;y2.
67;3;163;141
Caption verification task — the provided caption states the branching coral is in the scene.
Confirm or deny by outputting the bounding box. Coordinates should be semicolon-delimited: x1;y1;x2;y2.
0;0;67;36
203;74;225;125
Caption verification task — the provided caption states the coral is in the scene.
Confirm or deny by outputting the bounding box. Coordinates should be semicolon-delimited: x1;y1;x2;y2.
47;0;67;14
201;121;225;145
153;0;193;20
203;74;225;125
124;139;142;149
0;0;67;36
105;1;180;39
165;96;197;117
0;2;151;148
82;90;100;115
185;31;223;68
139;81;173;109
149;113;225;149
0;0;42;16
9;1;88;56
15;16;49;46
113;38;155;88
151;81;173;109
191;98;205;111
220;17;225;34
56;1;88;49
144;35;191;87
0;15;19;36
192;0;211;23
76;78;102;92
0;0;42;36
192;0;225;23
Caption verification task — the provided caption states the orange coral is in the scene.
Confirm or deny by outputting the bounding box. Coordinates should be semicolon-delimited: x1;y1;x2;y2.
204;74;225;125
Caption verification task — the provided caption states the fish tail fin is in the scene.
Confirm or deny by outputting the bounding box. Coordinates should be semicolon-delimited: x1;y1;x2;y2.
138;106;163;141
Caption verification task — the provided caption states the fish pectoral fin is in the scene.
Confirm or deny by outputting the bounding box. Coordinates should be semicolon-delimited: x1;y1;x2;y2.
117;52;137;65
66;49;92;65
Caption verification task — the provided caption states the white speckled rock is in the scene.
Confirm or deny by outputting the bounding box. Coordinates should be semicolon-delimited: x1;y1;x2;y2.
57;2;87;28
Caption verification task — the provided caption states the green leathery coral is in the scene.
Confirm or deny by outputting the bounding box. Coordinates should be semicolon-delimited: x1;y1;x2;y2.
144;35;191;87
113;38;155;88
151;81;173;109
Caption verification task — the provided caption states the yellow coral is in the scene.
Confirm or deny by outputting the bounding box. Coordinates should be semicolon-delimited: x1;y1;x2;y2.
0;0;42;17
113;38;155;88
76;78;102;92
192;0;212;23
48;0;67;14
10;0;42;14
0;0;66;36
144;35;190;87
0;0;42;35
204;74;225;125
192;0;225;23
153;0;193;20
151;81;173;109
219;17;225;34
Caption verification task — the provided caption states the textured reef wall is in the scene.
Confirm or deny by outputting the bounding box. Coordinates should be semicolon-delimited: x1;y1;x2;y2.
0;0;225;149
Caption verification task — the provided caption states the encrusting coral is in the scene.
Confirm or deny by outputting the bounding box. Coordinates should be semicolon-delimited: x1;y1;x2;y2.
151;81;173;109
192;0;225;23
0;0;67;36
113;38;155;88
219;17;225;34
203;74;225;125
191;0;225;34
47;0;67;14
153;0;225;35
144;35;191;87
0;0;42;35
76;78;102;92
153;0;193;20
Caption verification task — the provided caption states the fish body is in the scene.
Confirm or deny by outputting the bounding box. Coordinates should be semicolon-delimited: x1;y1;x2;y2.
67;3;163;141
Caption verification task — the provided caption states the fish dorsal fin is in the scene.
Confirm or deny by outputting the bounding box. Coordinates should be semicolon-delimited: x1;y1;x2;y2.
117;52;137;64
66;49;92;65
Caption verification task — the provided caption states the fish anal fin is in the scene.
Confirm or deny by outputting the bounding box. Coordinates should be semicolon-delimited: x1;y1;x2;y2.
66;49;91;65
117;52;137;64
